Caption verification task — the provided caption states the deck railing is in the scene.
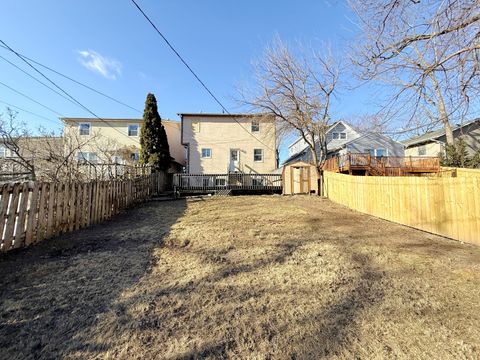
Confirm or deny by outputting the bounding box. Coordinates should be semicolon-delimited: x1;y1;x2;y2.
173;173;282;191
323;153;440;175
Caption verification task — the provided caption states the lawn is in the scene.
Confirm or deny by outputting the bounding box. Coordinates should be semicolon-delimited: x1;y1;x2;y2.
1;196;479;359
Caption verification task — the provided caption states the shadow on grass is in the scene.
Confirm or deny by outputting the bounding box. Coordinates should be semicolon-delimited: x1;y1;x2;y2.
0;199;187;359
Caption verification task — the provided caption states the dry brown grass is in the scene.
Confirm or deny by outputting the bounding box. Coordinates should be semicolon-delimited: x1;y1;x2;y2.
1;196;479;359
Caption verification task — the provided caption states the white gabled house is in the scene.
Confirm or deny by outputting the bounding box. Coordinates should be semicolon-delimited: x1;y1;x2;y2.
284;120;405;165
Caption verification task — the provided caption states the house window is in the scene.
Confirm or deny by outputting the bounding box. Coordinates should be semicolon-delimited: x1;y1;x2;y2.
79;123;90;136
251;120;260;132
215;178;226;186
128;124;139;136
340;132;347;140
77;152;97;164
375;148;387;157
89;153;98;164
364;149;375;156
253;148;263;162
131;152;140;161
418;145;426;156
332;132;339;140
201;148;212;158
192;121;200;132
0;146;6;158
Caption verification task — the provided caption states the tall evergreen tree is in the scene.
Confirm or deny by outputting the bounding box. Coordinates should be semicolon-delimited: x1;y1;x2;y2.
140;93;170;171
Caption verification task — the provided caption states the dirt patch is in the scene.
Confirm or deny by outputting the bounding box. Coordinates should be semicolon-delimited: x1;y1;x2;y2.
1;196;479;359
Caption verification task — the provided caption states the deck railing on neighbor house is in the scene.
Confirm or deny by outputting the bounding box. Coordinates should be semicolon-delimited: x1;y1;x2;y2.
323;153;440;175
173;173;282;191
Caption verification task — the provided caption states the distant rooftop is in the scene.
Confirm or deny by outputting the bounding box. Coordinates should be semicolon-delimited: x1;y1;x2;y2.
61;117;179;123
402;118;479;147
178;112;270;118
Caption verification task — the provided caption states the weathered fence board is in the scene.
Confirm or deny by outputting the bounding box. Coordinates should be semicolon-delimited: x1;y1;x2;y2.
323;170;480;246
0;172;168;252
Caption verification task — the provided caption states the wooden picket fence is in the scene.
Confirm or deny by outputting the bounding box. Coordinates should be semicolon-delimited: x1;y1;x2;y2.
323;170;480;246
0;172;167;252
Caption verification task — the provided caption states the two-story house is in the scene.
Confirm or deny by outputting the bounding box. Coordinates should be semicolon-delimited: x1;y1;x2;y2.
179;113;277;174
284;120;404;165
62;118;186;170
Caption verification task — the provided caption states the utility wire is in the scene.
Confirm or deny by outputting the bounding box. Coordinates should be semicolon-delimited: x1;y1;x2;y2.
0;99;61;125
0;45;178;130
0;39;141;145
130;0;276;151
0;53;82;107
0;44;141;113
0;80;64;117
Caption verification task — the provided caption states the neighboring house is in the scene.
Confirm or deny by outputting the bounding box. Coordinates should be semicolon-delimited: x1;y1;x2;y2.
284;120;404;165
0;136;63;181
62;118;186;171
402;119;480;157
179;113;276;174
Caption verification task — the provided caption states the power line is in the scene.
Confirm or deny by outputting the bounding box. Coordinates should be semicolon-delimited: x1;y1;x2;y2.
0;39;141;145
0;44;142;114
0;45;179;130
0;80;64;117
0;53;81;107
130;0;276;151
0;100;61;125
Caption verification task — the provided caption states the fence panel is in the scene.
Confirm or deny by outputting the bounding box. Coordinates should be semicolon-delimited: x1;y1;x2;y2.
323;171;480;245
0;171;168;252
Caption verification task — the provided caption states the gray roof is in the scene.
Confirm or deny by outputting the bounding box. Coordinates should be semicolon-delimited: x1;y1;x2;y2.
402;119;479;147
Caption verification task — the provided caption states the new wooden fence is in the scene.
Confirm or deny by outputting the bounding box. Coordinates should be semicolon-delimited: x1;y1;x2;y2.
323;170;480;246
0;172;166;252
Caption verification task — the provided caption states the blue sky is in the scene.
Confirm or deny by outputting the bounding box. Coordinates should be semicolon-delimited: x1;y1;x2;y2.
0;1;380;160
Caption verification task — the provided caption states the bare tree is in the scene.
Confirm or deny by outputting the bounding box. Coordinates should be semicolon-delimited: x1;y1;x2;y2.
0;109;35;178
350;0;480;144
0;109;100;182
239;38;340;178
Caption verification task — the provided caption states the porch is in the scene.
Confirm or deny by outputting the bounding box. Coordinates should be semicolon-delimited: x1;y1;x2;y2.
173;173;282;195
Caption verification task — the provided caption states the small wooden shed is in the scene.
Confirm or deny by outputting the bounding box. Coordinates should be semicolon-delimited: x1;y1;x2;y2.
282;161;318;195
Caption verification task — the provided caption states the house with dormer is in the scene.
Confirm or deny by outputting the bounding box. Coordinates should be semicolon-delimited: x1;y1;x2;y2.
284;120;404;165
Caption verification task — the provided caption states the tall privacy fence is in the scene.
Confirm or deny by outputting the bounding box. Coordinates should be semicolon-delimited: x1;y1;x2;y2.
0;171;167;252
323;170;480;246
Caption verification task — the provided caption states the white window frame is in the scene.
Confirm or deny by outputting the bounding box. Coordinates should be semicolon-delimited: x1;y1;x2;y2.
201;148;212;158
251;120;260;133
128;124;139;137
332;132;339;140
253;148;263;162
340;132;347;140
79;122;91;136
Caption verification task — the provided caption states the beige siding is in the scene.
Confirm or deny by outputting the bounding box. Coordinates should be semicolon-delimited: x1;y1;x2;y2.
63;118;185;165
405;142;443;157
182;115;276;174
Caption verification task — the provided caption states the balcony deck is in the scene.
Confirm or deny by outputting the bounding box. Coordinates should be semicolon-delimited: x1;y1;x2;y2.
323;153;440;176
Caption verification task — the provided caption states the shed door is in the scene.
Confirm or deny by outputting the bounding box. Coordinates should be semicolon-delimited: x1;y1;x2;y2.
292;166;310;194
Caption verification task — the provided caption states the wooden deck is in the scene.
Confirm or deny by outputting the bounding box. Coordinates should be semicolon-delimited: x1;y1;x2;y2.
173;173;282;194
323;153;440;176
